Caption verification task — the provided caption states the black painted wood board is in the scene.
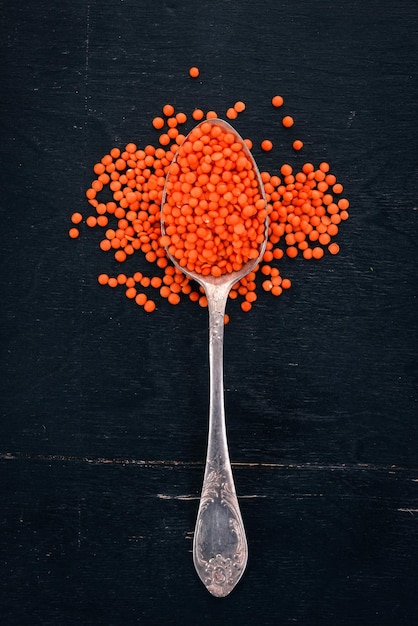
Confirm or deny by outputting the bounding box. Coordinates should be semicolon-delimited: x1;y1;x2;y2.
1;1;417;624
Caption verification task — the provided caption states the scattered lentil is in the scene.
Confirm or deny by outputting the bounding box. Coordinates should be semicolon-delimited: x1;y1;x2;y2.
70;78;349;320
272;95;284;107
261;140;273;152
189;67;200;78
69;227;79;239
282;115;294;128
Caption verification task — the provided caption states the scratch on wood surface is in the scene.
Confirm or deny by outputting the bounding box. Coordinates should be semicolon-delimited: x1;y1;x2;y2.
128;536;146;542
157;493;198;501
1;453;417;475
295;493;324;499
84;2;90;110
239;494;267;498
77;499;82;549
156;493;266;500
347;110;356;128
0;453;201;467
397;508;418;515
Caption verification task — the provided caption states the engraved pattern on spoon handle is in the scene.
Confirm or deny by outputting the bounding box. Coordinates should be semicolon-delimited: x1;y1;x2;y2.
192;284;248;597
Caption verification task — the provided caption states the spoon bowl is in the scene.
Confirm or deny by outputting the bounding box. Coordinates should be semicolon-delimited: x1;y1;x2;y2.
161;118;268;597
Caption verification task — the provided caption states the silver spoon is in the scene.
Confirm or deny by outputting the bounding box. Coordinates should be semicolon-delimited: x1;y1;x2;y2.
161;118;268;597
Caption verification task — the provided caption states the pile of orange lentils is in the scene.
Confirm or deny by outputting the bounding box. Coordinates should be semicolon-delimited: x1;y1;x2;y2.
69;68;349;319
162;119;268;280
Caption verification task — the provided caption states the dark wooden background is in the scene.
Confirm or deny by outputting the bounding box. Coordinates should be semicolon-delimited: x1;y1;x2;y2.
1;1;417;624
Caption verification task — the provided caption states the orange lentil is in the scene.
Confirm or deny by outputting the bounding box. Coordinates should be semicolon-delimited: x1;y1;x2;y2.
331;214;341;224
152;117;165;129
282;115;294;128
234;101;246;113
126;287;137;299
101;154;112;166
189;66;199;78
97;215;108;227
144;299;156;313
91;180;103;192
100;239;111;251
162;104;175;117
271;285;283;296
312;246;324;260
98;273;109;285
189;291;199;302
272;95;284;107
159;133;170;146
135;293;147;306
192;109;204;121
69;227;79;239
246;292;257;303
162;120;266;278
327;223;339;237
176;112;187;124
96;203;107;215
280;163;292;176
86;216;97;227
71;212;83;224
261;140;273;151
73;92;350;318
168;292;181;305
325;174;336;186
93;162;106;175
150;276;162;289
167;127;178;139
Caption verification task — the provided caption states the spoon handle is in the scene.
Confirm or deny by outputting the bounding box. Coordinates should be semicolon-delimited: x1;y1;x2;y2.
192;284;248;597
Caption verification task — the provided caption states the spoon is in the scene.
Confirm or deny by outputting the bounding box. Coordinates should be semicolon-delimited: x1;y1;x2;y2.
161;118;268;597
